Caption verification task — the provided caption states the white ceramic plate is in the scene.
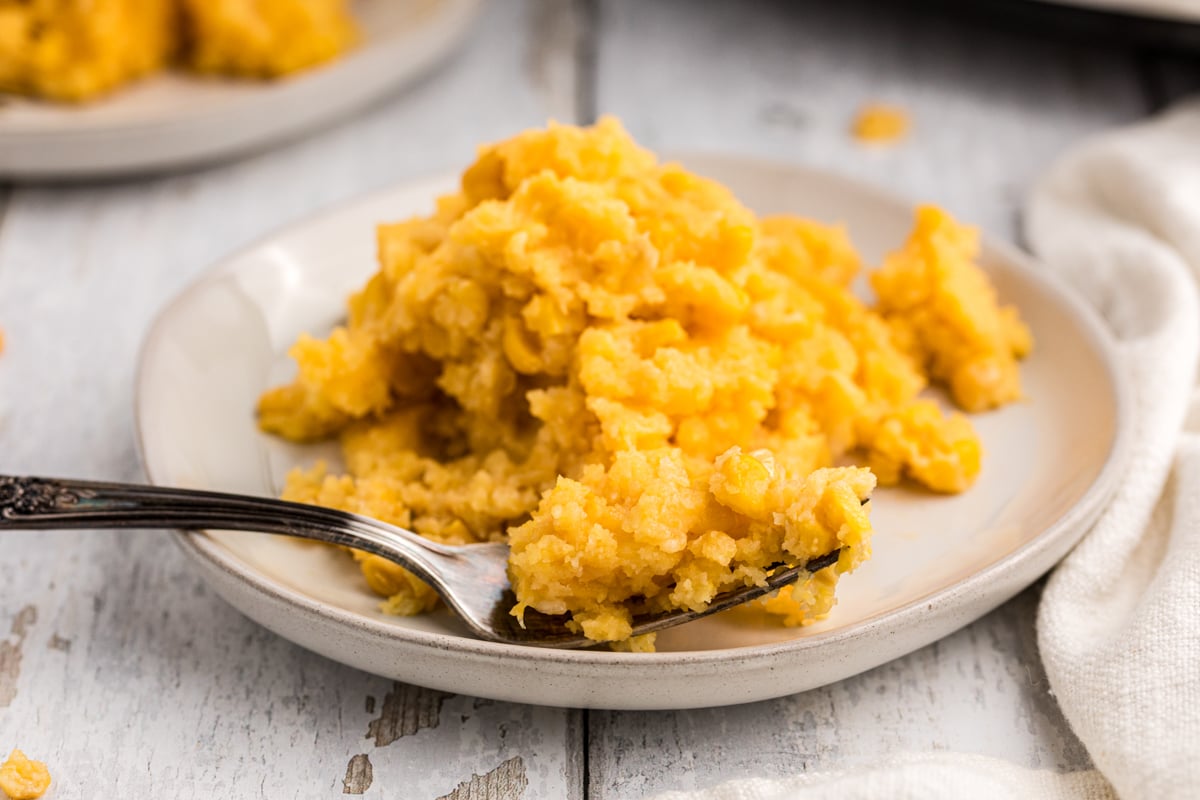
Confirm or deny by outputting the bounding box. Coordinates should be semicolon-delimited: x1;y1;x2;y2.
0;0;482;180
135;156;1132;710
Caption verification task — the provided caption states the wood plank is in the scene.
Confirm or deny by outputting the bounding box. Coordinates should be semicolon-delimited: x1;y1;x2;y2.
0;2;584;798
588;1;1148;796
593;0;1148;239
590;585;1091;798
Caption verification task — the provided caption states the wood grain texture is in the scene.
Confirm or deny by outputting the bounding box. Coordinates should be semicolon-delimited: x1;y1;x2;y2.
0;606;36;709
342;754;374;795
587;1;1149;796
436;756;530;800
589;585;1092;798
0;2;583;798
366;683;454;747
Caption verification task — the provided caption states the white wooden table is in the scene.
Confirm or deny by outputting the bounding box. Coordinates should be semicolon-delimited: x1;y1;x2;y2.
1;2;1196;797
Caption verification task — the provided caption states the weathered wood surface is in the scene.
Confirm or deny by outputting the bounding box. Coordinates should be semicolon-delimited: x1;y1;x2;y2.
0;0;1185;797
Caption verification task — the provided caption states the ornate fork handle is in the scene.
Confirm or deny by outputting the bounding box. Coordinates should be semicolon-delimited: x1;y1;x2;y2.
0;475;325;529
0;476;89;517
0;475;469;593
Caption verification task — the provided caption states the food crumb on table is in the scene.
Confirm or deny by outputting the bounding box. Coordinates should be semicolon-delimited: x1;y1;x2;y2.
852;103;910;144
0;749;51;800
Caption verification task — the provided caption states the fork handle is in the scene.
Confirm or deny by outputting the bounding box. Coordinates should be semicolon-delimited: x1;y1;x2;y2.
1;474;353;532
0;474;461;585
4;474;317;526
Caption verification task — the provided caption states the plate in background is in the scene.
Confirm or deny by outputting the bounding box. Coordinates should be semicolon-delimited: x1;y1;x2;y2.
0;0;482;180
1030;0;1200;22
135;155;1133;709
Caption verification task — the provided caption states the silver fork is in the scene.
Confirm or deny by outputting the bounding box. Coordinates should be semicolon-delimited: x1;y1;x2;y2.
0;475;841;649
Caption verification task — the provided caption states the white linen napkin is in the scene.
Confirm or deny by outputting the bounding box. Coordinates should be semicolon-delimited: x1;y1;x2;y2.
1026;100;1200;800
649;101;1200;800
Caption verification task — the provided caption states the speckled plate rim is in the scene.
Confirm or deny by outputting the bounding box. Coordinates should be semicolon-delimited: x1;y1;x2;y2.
134;159;1134;709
